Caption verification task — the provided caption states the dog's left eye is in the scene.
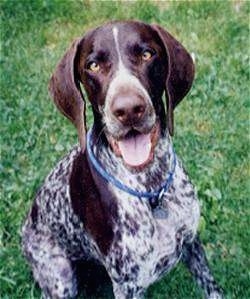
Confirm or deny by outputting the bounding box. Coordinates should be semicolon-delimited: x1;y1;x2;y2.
88;62;100;72
142;50;153;61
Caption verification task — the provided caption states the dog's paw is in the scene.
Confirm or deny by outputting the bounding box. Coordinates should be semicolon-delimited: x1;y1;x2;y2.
208;291;224;299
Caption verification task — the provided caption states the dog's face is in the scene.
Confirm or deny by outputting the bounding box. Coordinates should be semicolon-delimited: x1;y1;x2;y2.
49;21;194;169
77;22;168;168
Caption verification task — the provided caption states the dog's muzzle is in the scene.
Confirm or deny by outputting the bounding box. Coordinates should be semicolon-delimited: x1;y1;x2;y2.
103;68;158;169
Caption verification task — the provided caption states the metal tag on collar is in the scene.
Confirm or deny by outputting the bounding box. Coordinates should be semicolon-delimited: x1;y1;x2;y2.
151;188;168;218
149;187;165;209
153;205;168;219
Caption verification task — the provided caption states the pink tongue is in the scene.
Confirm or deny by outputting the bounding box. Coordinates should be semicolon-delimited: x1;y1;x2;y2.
118;133;151;166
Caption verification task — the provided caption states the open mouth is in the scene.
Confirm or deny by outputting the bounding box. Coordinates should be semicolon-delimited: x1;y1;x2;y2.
109;124;159;169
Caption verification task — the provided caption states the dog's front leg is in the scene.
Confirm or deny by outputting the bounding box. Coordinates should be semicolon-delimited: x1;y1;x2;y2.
22;227;77;299
112;281;145;299
182;235;223;299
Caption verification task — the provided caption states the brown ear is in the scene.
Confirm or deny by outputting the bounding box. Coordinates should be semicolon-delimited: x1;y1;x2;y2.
49;38;86;151
151;24;195;136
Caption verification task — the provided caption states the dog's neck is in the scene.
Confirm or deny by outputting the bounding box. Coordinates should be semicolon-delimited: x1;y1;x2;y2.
92;129;173;193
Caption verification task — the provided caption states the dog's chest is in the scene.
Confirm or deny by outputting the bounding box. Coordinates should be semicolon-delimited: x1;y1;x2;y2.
94;137;200;285
104;160;200;287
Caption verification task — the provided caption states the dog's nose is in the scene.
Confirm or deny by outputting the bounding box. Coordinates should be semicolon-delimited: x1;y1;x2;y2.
111;95;146;125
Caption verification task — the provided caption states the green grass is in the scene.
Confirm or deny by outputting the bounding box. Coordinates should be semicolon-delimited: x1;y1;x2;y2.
0;0;249;298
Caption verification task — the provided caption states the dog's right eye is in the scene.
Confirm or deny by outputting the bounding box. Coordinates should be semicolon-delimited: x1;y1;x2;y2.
142;50;152;61
87;62;100;72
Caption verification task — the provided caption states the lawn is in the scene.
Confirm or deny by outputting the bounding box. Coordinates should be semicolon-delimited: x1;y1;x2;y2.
0;0;249;298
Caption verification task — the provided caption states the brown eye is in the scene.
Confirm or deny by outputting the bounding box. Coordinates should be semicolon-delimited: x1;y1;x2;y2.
88;62;100;72
142;50;152;61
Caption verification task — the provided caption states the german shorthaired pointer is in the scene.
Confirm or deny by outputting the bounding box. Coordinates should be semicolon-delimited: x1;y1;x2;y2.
22;21;223;299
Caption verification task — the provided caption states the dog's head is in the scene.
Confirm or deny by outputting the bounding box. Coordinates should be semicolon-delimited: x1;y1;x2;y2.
49;21;194;169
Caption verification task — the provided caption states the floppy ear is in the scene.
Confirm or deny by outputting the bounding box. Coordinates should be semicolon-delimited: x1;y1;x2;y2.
151;25;195;136
49;38;86;151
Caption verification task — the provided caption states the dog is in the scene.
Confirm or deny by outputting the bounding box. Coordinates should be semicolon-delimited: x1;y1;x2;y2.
22;20;223;299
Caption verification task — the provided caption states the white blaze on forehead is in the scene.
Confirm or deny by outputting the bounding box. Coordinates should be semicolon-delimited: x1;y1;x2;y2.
104;27;152;108
113;27;122;65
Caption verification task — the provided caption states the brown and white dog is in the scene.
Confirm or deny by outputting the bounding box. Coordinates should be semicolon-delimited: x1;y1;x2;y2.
22;21;223;299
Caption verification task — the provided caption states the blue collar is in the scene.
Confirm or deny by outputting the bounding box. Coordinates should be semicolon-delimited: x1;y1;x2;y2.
86;128;176;208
